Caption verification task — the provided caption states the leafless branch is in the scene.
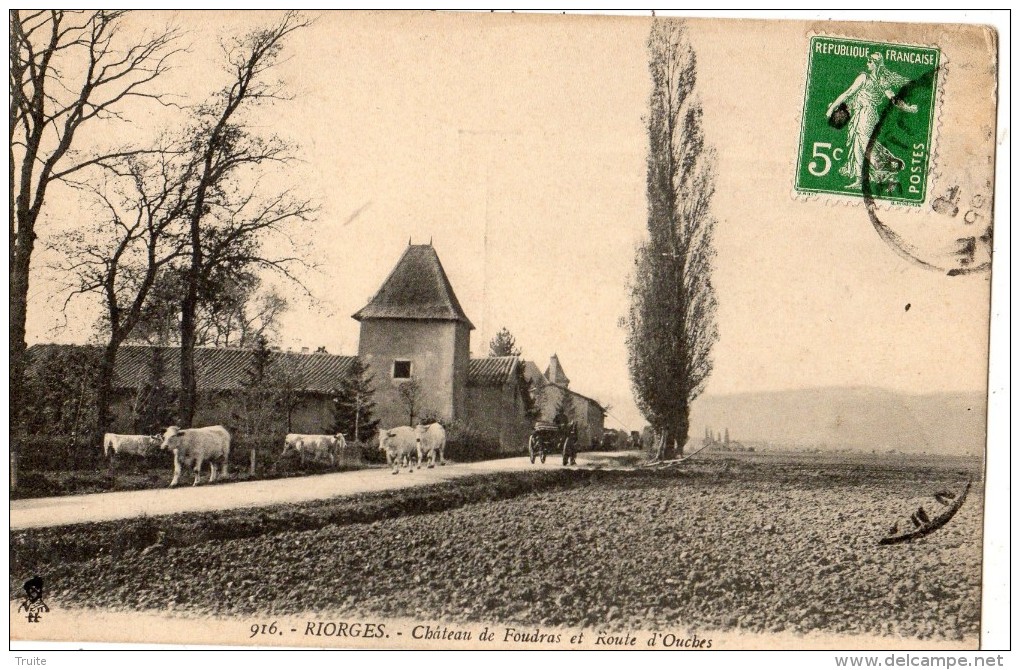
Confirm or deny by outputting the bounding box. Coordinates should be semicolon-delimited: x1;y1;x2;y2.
175;11;312;425
11;10;185;423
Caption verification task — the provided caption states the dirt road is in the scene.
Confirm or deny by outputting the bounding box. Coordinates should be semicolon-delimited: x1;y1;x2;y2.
10;454;620;530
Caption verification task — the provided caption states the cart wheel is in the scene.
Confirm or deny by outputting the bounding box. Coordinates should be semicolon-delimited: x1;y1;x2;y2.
530;451;536;464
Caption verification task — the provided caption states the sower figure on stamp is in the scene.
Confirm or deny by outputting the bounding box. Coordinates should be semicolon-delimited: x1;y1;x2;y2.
826;53;918;190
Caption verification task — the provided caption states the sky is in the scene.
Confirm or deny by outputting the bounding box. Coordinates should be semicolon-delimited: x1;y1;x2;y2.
25;11;996;431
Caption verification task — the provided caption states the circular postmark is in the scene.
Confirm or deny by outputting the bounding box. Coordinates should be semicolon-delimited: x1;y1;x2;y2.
862;67;993;276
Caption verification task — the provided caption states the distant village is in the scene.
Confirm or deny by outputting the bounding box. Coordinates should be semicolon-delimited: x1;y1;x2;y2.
701;427;755;453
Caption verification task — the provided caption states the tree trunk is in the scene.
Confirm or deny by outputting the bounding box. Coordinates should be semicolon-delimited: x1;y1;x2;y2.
655;407;692;462
354;399;360;443
656;428;677;461
666;405;691;458
678;402;692;457
179;242;200;427
10;213;34;437
676;414;689;457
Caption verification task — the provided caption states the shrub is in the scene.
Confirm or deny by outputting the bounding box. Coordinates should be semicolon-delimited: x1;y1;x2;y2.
444;421;502;463
21;346;99;437
229;435;370;476
272;450;341;476
13;435;106;472
228;436;284;473
354;439;387;464
10;472;61;499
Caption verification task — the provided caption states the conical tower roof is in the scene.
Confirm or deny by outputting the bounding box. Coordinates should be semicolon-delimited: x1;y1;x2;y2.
544;353;570;386
353;245;475;329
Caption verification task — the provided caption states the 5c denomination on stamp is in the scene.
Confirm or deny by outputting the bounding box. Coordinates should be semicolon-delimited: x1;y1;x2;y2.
796;36;940;205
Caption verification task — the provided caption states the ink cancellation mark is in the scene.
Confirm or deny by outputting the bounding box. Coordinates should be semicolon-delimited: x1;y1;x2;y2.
860;65;993;276
796;36;939;205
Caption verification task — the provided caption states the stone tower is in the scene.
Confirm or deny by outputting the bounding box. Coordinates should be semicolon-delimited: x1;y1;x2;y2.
353;244;474;428
544;353;570;387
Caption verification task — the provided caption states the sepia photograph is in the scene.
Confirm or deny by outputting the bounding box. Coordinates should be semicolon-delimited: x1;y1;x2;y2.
8;9;1006;657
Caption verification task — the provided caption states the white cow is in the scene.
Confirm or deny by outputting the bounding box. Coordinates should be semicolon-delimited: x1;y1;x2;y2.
103;433;159;458
415;423;447;468
378;426;421;474
160;425;231;487
282;433;347;465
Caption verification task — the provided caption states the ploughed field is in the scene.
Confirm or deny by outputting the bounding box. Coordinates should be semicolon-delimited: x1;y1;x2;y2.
11;452;982;641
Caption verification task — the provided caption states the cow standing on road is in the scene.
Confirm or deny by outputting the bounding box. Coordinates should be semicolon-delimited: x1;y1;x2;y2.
378;426;421;474
161;425;231;487
415;423;447;468
282;433;347;466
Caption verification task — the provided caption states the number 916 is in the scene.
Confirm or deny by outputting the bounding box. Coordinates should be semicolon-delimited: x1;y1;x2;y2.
250;621;279;637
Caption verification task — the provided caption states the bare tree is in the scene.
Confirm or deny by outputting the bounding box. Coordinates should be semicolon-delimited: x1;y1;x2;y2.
120;267;184;346
9;10;182;428
196;282;289;347
625;20;719;461
178;11;312;426
124;271;290;348
397;378;423;426
54;152;192;439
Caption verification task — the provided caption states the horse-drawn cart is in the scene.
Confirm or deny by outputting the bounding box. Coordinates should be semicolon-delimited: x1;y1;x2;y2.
528;421;579;466
528;421;556;464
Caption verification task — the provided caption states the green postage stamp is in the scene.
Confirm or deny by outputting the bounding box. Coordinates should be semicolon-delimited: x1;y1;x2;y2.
796;36;940;205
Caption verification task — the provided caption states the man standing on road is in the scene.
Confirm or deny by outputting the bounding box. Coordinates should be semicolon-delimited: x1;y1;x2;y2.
562;421;579;466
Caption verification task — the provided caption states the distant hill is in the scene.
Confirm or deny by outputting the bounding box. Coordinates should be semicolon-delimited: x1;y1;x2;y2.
689;387;986;456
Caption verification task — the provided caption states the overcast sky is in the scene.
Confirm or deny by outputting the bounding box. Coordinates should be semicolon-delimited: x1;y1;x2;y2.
27;12;994;431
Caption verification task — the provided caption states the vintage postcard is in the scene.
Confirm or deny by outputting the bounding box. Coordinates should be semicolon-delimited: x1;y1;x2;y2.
9;10;1002;653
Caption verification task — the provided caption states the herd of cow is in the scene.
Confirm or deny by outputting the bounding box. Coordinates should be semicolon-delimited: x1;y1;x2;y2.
102;422;449;487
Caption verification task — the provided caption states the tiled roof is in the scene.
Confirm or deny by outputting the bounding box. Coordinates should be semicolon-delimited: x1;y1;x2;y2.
521;360;547;387
353;245;475;328
468;356;520;387
548;382;605;412
27;344;357;394
536;383;605;416
544;353;570;386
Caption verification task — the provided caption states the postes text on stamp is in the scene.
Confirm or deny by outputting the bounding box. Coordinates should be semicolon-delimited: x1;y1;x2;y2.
796;36;940;205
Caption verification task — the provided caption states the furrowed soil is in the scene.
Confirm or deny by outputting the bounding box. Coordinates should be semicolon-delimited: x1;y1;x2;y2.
10;452;983;641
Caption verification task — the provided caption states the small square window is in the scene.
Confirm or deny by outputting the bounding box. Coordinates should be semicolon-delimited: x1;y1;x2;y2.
393;360;412;379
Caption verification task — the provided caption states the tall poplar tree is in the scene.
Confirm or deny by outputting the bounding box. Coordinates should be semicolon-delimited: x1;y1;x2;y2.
625;20;719;460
